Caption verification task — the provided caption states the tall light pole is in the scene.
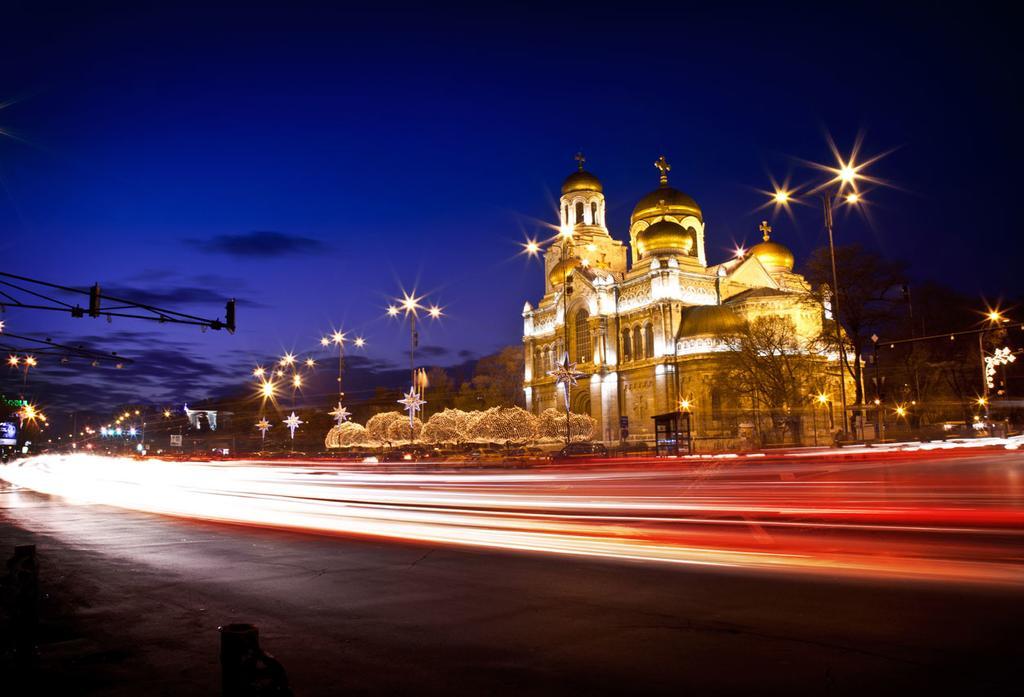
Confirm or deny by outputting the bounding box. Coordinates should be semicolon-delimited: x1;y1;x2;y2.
770;155;872;438
388;292;441;443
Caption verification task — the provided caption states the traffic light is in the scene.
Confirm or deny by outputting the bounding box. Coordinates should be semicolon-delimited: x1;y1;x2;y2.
225;299;236;334
89;283;101;317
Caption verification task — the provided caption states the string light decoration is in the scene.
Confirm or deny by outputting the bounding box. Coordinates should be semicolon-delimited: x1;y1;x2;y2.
421;408;473;444
536;407;596;442
256;418;272;441
386;415;423;443
283;411;303;440
397;386;426;430
985;347;1016;389
324;421;367;448
329;402;351;425
467;406;538;443
365;411;407;443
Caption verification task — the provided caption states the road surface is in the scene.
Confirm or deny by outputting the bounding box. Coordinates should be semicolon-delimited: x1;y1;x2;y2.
2;448;1023;695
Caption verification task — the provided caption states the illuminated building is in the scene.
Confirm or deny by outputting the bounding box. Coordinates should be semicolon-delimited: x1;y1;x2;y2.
522;156;844;448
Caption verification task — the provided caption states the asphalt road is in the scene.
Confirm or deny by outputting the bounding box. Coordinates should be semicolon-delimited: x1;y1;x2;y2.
2;451;1023;695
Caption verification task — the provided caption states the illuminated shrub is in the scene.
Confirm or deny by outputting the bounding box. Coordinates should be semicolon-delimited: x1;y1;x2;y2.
386;416;423;443
366;411;406;443
422;408;472;444
325;422;367;448
537;408;595;442
468;406;537;443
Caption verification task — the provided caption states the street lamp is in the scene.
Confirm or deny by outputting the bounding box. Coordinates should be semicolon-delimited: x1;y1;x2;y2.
767;145;884;439
977;308;1009;428
389;290;441;397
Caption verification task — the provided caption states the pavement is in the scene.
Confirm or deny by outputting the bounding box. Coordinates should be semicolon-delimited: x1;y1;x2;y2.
2;453;1023;696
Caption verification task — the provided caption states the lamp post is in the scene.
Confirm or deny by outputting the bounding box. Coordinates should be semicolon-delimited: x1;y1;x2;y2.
388;292;441;444
771;161;868;439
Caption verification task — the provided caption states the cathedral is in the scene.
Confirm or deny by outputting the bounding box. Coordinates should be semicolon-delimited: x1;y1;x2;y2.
522;155;843;450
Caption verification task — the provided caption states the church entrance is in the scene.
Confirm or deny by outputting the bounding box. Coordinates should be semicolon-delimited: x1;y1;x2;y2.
571;390;592;416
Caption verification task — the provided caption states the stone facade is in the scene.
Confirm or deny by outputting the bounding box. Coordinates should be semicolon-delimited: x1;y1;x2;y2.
523;155;847;449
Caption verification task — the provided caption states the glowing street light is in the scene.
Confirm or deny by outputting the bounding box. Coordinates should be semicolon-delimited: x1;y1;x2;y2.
763;142;888;437
259;380;277;400
304;357;316;368
252;366;266;378
292;373;303;389
7;355;18;367
390;288;442;396
279;352;296;367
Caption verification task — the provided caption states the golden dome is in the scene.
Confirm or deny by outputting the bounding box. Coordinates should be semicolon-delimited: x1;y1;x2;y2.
562;170;603;195
631;156;701;222
632;185;702;222
678;305;743;338
635;220;695;258
548;257;581;286
747;221;794;272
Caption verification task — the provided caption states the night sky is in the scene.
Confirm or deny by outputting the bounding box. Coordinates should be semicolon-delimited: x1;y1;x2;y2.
2;2;1021;418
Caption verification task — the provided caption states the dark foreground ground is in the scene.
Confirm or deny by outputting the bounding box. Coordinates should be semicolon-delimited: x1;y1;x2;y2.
1;480;1022;696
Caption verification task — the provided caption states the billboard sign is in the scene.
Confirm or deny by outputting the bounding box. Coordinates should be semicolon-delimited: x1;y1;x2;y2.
0;421;17;446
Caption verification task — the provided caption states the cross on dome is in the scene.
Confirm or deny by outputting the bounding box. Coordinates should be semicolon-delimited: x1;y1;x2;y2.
759;220;772;241
655;155;671;184
574;151;586;171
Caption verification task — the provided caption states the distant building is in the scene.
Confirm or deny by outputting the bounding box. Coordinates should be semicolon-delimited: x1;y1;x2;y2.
522;155;846;449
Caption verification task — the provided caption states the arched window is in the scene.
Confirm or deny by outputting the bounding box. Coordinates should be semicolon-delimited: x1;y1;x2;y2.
574;310;591;363
633;326;643;360
644;323;655;358
591;201;598;225
575;201;584;224
711;388;723;421
621;329;632;362
562;205;568;226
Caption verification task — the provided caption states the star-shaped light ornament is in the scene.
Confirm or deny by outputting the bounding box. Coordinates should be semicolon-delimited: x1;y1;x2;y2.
397;386;426;427
283;411;304;440
547;352;586;411
329;402;351;426
256;418;272;440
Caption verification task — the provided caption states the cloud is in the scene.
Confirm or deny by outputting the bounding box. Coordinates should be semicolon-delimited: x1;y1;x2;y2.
185;231;327;257
416;345;450;359
100;284;266;309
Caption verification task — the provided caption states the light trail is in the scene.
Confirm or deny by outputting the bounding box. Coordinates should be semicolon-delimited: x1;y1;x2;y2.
3;451;1023;586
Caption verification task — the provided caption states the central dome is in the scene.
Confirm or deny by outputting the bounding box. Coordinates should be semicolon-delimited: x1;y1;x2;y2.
632;185;702;222
632;156;702;223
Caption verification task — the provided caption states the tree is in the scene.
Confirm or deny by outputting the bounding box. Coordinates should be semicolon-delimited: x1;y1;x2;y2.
456;346;524;409
423;367;456;413
720;315;828;439
803;244;907;406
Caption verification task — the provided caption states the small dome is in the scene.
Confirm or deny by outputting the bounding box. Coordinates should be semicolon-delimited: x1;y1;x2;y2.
562;170;603;195
548;257;581;286
632;185;702;222
747;222;794;272
678;305;743;338
636;220;695;258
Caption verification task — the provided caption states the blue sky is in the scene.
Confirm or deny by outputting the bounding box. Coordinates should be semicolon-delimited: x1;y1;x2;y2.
2;1;1021;416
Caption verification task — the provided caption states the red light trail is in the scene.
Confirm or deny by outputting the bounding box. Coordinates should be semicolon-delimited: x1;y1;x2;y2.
3;449;1023;586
